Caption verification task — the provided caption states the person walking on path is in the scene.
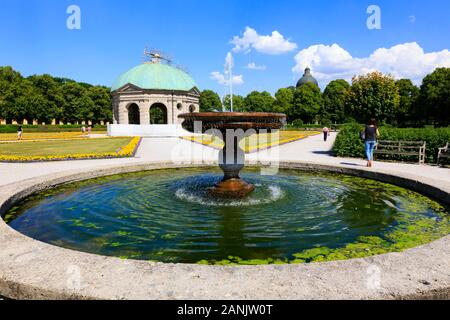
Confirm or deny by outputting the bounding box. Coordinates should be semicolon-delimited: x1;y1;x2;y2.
362;118;380;168
87;125;92;137
17;125;23;140
322;126;330;142
81;126;86;136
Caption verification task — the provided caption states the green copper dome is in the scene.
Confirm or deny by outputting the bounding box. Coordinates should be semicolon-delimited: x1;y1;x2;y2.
296;67;319;88
112;63;198;92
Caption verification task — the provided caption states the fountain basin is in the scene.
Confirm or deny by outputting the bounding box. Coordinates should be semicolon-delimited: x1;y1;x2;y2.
4;167;449;265
0;162;450;300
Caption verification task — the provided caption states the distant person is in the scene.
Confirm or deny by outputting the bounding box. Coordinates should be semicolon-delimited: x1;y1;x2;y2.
81;126;86;136
17;125;23;140
87;125;92;137
322;126;330;142
362;118;380;168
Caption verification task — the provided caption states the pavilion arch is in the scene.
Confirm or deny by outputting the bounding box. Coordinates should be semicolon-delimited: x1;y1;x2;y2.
127;103;140;125
189;104;196;113
150;103;168;125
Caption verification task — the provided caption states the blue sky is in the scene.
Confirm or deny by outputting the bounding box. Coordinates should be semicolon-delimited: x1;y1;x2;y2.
1;0;449;96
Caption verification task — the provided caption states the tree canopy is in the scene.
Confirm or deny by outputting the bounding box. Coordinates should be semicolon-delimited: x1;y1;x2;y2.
345;71;400;124
322;79;350;124
0;66;112;124
199;90;222;112
1;66;449;127
292;82;323;124
417;68;450;126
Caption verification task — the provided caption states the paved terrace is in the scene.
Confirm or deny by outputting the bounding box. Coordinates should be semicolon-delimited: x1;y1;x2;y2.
1;133;450;300
1;133;449;187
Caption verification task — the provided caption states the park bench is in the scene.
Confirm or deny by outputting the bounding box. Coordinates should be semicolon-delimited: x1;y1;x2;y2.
374;140;426;164
438;143;450;167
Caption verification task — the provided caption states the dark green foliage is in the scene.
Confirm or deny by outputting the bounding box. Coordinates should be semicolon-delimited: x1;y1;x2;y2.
243;91;275;112
292;82;323;124
345;72;400;124
332;123;365;158
395;79;419;126
417;68;450;126
223;94;245;111
274;87;295;118
199;89;222;112
333;124;450;163
322;79;350;124
0;66;112;124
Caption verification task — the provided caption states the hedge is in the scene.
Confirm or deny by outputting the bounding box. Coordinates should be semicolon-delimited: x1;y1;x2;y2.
285;123;345;131
333;124;450;163
0;125;107;133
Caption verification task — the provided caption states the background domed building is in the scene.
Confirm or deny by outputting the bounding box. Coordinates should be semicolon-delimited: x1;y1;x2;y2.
296;67;319;88
111;60;200;127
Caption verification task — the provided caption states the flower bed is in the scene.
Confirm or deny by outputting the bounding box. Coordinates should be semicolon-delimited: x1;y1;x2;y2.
182;131;320;153
0;137;141;162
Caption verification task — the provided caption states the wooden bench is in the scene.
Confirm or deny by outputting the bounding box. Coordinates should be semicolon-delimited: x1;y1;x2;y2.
438;143;450;166
374;140;426;164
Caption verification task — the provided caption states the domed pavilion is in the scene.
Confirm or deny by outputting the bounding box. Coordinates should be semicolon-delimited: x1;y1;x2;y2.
296;67;319;88
111;60;200;127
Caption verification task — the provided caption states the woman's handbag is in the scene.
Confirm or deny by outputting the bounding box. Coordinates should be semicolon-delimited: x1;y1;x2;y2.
360;129;366;141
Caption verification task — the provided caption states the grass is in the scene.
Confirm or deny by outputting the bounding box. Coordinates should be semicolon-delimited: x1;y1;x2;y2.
182;130;320;153
0;132;107;141
0;138;133;157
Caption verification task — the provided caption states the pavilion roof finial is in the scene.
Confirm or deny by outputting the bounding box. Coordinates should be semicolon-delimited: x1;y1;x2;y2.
142;47;172;65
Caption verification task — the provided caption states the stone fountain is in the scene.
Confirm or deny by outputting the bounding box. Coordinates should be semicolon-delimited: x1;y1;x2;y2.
179;112;286;197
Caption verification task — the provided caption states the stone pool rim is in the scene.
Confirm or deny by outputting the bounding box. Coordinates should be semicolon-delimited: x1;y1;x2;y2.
0;161;449;300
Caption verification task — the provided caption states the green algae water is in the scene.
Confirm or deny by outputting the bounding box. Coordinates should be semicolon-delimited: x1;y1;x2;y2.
5;168;450;265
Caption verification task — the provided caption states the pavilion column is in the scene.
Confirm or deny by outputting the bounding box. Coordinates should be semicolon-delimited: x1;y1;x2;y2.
118;102;129;124
112;99;119;124
139;102;150;125
167;99;174;125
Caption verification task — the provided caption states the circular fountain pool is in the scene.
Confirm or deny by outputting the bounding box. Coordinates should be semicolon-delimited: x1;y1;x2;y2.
4;168;450;265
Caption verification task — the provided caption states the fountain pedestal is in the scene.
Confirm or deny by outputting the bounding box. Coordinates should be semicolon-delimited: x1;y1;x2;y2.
179;112;286;198
209;133;255;197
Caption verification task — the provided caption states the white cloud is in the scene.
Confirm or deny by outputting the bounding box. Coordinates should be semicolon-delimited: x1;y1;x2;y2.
231;27;297;55
245;62;267;71
292;42;450;86
210;71;244;86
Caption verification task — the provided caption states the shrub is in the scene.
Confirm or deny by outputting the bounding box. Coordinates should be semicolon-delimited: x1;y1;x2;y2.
333;125;450;163
332;123;365;158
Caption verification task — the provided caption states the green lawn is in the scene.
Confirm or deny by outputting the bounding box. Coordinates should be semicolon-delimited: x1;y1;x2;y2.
0;138;133;156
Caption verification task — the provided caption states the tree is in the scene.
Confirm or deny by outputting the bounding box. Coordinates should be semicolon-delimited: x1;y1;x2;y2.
199;90;222;112
88;86;112;123
243;91;275;112
223;94;245;112
395;79;419;126
345;71;399;124
417;68;450;126
0;66;113;124
322;79;350;124
28;74;64;123
292;82;323;124
60;82;94;123
274;87;295;120
0;66;24;123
